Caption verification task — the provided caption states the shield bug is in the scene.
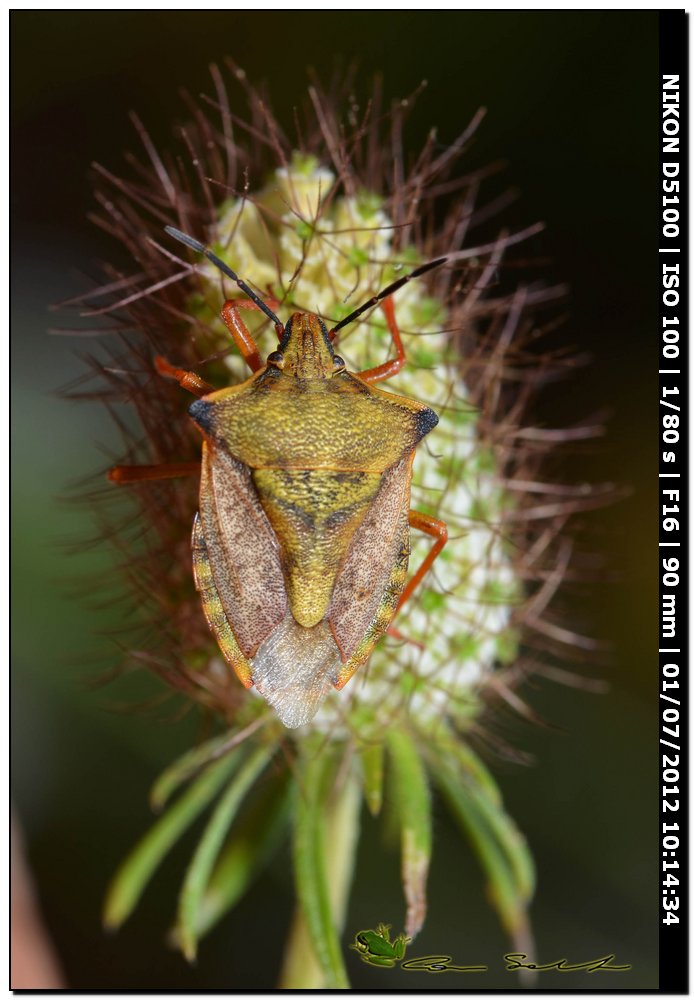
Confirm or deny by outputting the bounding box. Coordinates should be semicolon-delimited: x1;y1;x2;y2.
109;227;448;728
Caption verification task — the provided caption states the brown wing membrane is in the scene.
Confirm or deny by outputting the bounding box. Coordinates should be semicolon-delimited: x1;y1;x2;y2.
251;613;342;729
192;513;253;687
328;453;414;661
199;442;288;658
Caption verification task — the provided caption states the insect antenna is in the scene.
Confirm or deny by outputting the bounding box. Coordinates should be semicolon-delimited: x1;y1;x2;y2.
165;226;283;329
329;257;447;335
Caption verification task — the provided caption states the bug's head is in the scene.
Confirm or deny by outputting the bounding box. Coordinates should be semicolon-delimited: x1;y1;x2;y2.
164;226;448;384
269;312;345;380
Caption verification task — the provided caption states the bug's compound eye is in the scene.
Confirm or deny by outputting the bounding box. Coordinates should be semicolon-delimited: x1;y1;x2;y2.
267;350;285;368
332;355;346;371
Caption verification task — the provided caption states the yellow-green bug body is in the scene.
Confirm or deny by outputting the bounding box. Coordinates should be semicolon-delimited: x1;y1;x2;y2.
110;229;448;729
190;312;438;727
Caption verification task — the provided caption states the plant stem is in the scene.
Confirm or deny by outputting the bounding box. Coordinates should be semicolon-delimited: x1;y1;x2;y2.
279;765;361;989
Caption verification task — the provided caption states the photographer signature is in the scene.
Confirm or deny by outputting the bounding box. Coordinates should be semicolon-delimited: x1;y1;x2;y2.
399;953;631;974
351;927;631;974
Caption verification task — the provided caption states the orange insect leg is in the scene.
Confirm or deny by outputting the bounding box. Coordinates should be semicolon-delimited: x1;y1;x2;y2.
221;297;282;373
108;462;200;484
357;296;406;384
397;510;448;611
386;623;425;650
154;355;214;397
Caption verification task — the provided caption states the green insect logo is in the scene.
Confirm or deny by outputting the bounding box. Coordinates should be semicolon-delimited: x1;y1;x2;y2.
350;924;410;968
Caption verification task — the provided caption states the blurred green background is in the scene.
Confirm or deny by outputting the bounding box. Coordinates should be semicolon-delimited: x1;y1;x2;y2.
12;10;658;990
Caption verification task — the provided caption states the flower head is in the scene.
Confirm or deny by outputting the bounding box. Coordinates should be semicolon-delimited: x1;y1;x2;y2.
72;64;604;987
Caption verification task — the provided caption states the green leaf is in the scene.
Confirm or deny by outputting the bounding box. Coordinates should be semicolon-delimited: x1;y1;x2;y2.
188;769;292;941
292;746;350;988
464;780;535;902
432;748;534;935
386;728;432;938
150;732;239;811
176;743;276;961
443;739;502;808
359;742;384;816
281;764;360;988
103;750;241;931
